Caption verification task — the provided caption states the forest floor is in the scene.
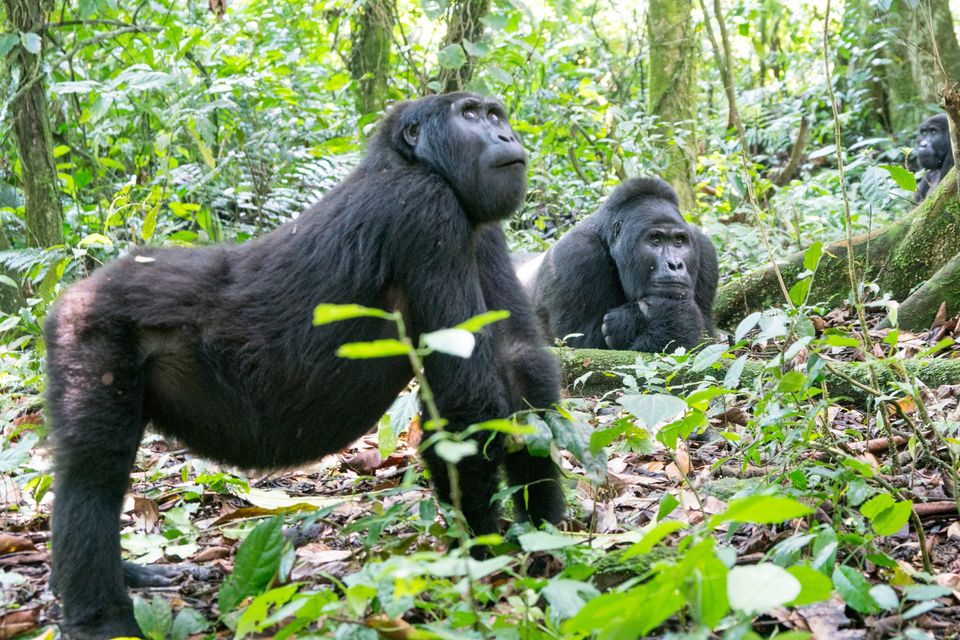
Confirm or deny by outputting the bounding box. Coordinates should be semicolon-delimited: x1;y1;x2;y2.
2;307;960;639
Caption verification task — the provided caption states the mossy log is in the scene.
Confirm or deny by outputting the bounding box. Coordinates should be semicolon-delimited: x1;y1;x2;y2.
553;347;960;404
713;170;960;332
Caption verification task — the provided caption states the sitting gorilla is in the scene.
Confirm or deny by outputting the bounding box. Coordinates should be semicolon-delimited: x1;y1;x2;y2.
916;113;954;202
45;93;564;640
532;177;718;352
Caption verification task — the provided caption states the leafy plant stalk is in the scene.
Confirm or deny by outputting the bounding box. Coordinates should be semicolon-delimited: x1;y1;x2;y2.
821;0;901;475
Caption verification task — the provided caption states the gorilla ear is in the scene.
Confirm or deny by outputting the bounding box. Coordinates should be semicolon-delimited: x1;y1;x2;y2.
403;123;420;148
612;220;622;241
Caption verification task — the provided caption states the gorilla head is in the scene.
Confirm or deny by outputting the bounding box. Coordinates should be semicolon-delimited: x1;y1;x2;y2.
532;177;718;353
915;113;954;202
601;178;702;304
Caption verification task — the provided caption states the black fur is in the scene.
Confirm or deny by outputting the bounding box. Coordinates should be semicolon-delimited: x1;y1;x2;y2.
45;93;564;639
916;114;954;202
532;177;718;352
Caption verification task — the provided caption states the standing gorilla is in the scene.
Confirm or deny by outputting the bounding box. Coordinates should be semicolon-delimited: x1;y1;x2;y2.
46;93;564;639
915;114;954;202
532;178;718;352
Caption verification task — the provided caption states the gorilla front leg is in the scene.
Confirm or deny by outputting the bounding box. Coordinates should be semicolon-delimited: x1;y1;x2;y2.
46;314;146;639
421;443;503;537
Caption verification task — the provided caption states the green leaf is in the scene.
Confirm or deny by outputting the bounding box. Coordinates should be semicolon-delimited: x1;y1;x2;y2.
437;44;468;70
690;343;727;372
623;520;687;558
218;517;285;612
689;554;729;627
723;354;749;389
456;309;510;332
619;393;687;429
542;579;600;627
789;278;811;306
716;495;813;526
879;164;918;192
903;584;953;601
422;328;475;358
734;311;762;343
657;492;679;521
803;241;824;271
727;563;801;614
170;608;208;640
19;31;41;55
518;531;578;552
589;423;629;453
336;339;410;359
51;80;102;95
235;583;299;639
313;303;395;325
133;595;173;640
0;34;20;57
869;584;900;610
787;564;834;606
832;565;882;614
860;494;913;536
461;39;491;58
903;600;942;619
563;573;684;639
434;439;477;464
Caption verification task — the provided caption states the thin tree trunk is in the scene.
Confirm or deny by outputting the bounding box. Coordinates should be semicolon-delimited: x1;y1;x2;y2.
438;0;489;93
647;0;698;214
881;0;960;133
4;0;64;248
349;0;393;115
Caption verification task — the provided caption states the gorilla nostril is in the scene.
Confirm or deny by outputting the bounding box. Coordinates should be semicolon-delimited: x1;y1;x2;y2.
498;134;511;143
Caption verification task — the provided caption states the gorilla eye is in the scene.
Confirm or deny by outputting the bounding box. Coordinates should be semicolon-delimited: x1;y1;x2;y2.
463;109;479;120
488;112;501;124
674;236;686;246
651;235;661;246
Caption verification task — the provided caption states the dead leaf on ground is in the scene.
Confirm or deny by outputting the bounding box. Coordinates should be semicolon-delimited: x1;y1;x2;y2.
0;534;36;555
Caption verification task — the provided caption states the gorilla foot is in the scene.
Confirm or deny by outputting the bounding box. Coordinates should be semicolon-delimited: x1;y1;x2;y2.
61;602;140;640
123;561;185;587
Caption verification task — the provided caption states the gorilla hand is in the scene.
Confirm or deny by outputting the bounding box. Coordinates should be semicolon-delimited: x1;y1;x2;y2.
602;300;649;350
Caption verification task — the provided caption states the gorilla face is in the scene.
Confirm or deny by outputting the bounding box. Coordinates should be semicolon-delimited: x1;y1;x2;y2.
917;114;950;171
609;200;701;303
402;93;527;224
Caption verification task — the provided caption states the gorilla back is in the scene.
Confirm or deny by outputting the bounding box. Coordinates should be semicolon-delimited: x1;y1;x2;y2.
46;93;564;639
532;177;718;352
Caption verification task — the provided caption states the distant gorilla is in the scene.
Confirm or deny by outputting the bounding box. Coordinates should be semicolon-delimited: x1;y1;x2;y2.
916;114;954;202
532;178;718;352
46;93;564;640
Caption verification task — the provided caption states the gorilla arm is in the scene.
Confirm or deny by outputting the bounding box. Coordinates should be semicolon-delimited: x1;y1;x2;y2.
533;224;624;349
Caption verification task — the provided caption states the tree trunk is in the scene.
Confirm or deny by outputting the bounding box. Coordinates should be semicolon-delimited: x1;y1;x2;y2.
4;0;64;248
882;0;960;133
713;171;960;331
348;0;393;115
553;347;960;405
437;0;490;94
647;0;698;214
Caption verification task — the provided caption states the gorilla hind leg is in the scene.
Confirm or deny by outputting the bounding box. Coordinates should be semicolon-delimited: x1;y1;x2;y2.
504;448;565;527
47;321;147;639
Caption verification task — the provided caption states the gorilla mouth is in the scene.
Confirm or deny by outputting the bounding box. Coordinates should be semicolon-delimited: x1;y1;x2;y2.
494;158;526;168
649;282;691;298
